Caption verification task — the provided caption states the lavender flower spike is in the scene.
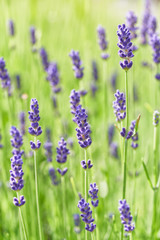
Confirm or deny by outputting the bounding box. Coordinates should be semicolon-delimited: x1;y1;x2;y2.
8;19;15;36
89;183;99;207
74;105;92;148
19;112;26;135
69;50;84;79
10;126;25;207
47;62;61;93
97;25;109;60
28;98;42;150
0;57;12;93
39;47;49;71
56;137;70;176
148;16;157;37
113;90;126;122
117;24;134;70
70;89;80;115
78;198;96;232
30;26;36;45
126;11;138;51
140;0;151;45
119;199;135;232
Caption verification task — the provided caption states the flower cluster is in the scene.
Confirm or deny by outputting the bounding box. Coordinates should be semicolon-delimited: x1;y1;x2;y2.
49;167;59;185
89;183;99;207
69;50;84;79
117;24;134;70
70;90;92;149
78;198;96;232
19;112;26;135
70;89;80;115
153;111;160;126
28;98;42;150
15;75;21;90
47;62;61;93
0;134;3;149
108;125;119;159
119;199;135;232
8;19;15;36
30;26;37;52
140;0;151;45
150;33;160;80
39;47;49;71
90;61;98;97
126;11;138;51
44;128;53;162
74;105;92;148
0;57;11;94
56;137;70;176
113;90;126;122
10;126;25;207
97;25;109;60
148;16;157;37
130;120;139;149
81;159;93;169
110;72;117;92
73;214;81;234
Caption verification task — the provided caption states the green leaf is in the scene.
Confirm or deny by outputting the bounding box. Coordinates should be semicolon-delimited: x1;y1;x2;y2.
142;161;154;190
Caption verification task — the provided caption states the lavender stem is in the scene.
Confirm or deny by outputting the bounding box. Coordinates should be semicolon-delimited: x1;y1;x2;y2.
61;176;66;237
16;192;28;240
85;149;88;240
34;137;42;240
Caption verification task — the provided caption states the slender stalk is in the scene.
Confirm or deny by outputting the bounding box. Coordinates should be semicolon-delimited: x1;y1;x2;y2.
91;232;94;240
61;176;66;237
103;62;107;140
16;193;28;240
34;137;42;240
121;71;129;240
95;212;99;240
151;126;158;236
84;149;88;240
130;233;132;240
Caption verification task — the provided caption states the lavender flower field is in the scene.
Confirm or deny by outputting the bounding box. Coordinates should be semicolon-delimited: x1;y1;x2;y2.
1;0;160;239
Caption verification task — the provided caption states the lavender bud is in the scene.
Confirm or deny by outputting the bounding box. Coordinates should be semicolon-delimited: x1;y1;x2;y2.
69;50;84;79
119;199;135;232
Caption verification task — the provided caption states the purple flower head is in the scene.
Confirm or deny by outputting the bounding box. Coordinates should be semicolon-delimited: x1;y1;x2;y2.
150;33;160;64
155;73;160;80
97;25;108;51
79;90;87;97
56;138;70;164
90;82;98;97
10;126;23;156
15;75;21;89
70;89;80;115
89;183;99;207
28;98;42;137
148;16;157;37
39;47;49;71
49;167;59;185
119;199;135;232
110;72;117;92
8;20;15;36
30;26;36;45
113;90;126;122
57;167;68;176
126;11;138;40
81;159;93;170
69;50;84;79
44;140;53;162
78;198;96;232
13;195;25;207
92;61;98;81
117;24;134;71
153;110;160;126
101;53;110;60
140;0;151;45
74;105;92;148
108;124;115;145
0;134;3;149
30;140;41;150
110;142;119;159
47;62;61;94
73;214;81;233
0;57;12;93
19;112;25;135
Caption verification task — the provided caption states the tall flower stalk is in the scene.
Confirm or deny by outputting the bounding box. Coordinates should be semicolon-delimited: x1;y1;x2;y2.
10;126;27;240
117;24;134;239
28;99;42;240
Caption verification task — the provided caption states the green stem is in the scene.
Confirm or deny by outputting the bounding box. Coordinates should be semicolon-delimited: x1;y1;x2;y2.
151;126;158;236
103;62;107;138
61;176;66;237
130;233;132;240
34;138;42;240
121;71;129;240
84;149;88;240
16;193;28;240
95;212;99;240
91;232;94;240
